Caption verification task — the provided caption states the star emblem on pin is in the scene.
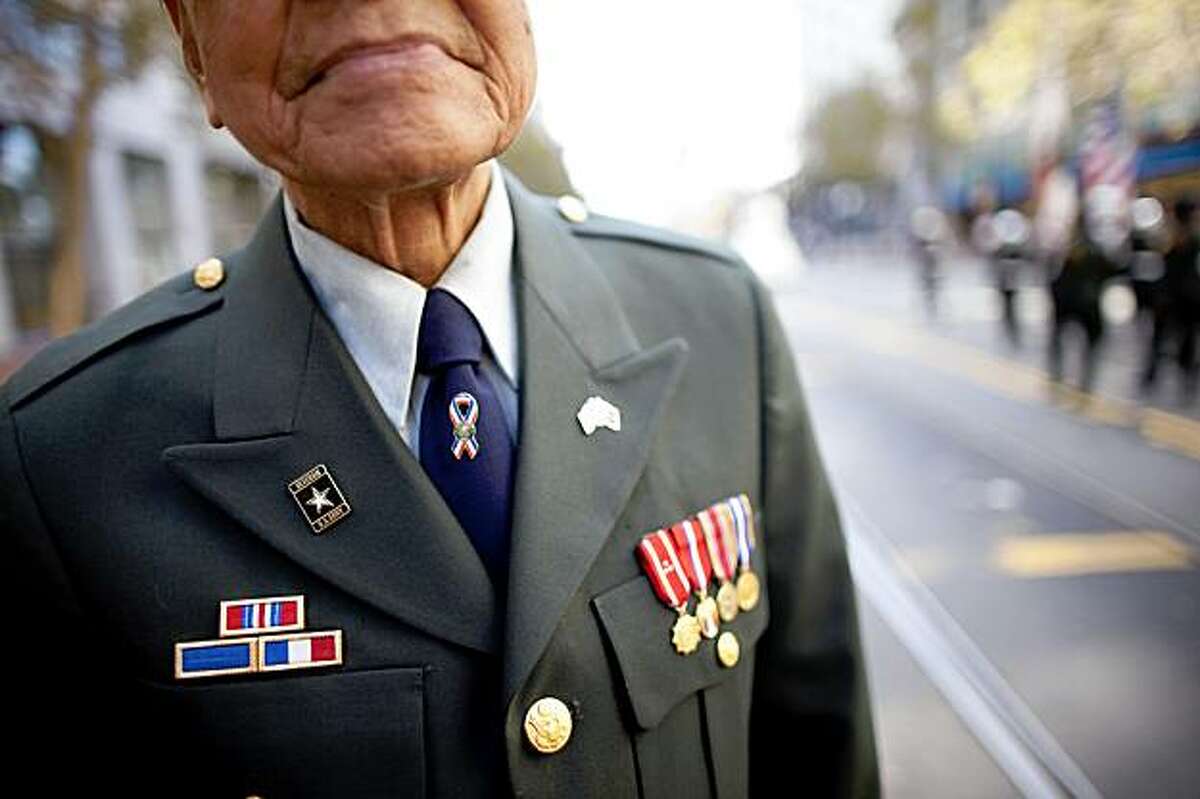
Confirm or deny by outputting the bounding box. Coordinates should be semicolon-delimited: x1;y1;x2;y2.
305;486;334;514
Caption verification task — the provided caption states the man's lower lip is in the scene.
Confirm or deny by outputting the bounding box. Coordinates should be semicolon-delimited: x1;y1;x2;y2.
318;43;451;85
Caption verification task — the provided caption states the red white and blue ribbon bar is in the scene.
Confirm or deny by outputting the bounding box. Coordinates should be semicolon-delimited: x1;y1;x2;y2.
259;631;343;673
220;595;305;637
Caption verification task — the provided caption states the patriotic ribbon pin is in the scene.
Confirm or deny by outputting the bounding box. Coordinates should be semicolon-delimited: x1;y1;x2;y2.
449;391;481;460
175;594;343;680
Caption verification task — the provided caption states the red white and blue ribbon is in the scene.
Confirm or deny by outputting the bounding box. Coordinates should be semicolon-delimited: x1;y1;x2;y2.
259;631;343;673
220;595;303;637
449;392;480;460
727;495;755;570
637;529;692;611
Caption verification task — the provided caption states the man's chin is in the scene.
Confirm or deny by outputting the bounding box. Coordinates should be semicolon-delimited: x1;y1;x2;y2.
290;146;492;196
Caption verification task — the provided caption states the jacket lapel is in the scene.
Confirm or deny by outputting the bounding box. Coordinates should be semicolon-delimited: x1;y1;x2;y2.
163;200;499;654
502;177;690;707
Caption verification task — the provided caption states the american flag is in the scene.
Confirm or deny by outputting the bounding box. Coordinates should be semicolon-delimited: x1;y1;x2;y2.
1078;95;1137;196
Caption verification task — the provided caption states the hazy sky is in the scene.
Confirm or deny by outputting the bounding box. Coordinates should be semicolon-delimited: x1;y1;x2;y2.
526;1;903;231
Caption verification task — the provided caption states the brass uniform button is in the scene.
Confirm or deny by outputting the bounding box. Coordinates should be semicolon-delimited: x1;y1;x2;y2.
556;194;589;224
524;696;573;754
193;257;225;290
717;631;740;668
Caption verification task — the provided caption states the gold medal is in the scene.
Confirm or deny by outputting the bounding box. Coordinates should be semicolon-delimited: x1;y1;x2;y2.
736;570;760;611
671;611;702;655
717;631;740;668
696;595;720;639
716;581;739;622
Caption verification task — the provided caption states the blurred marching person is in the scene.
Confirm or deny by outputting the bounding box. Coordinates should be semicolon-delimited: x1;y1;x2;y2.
1046;207;1126;397
990;208;1031;346
1128;197;1168;326
1143;196;1200;401
909;206;947;319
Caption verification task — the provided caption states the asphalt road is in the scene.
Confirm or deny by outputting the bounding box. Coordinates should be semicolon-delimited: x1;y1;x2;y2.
771;251;1200;799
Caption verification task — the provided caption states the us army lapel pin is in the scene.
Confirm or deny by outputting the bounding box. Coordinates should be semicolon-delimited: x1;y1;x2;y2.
577;395;621;436
288;464;351;534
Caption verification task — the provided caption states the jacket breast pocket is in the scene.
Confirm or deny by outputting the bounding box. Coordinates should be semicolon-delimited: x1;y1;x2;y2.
592;576;769;799
139;667;425;798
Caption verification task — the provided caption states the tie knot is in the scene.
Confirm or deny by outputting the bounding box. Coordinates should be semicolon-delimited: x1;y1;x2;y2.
417;288;484;373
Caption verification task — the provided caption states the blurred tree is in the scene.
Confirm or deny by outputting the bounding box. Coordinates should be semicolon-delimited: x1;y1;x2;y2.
894;0;942;197
0;0;167;335
803;83;895;183
954;0;1200;140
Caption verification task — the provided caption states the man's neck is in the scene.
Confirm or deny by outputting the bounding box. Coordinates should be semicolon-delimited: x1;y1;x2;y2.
283;162;492;288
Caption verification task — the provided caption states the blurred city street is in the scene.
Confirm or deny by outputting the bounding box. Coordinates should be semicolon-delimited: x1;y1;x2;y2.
771;251;1200;797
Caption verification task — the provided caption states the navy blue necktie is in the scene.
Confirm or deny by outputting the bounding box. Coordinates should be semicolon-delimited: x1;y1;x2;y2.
417;288;515;594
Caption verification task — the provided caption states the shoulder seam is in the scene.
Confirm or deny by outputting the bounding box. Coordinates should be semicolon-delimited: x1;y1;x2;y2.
6;282;223;410
569;218;742;268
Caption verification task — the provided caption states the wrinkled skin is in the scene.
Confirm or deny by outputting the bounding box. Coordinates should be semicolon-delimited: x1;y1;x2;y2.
164;0;537;282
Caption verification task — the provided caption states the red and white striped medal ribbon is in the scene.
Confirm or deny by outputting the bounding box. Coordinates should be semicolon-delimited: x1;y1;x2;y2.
669;519;720;639
698;506;740;622
637;529;702;655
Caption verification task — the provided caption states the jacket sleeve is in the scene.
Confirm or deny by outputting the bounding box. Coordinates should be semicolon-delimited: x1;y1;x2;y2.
744;272;881;798
0;394;152;791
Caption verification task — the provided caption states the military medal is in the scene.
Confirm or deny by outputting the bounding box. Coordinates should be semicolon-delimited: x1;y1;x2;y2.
716;630;741;668
670;519;719;639
698;506;740;623
728;494;760;611
637;529;701;655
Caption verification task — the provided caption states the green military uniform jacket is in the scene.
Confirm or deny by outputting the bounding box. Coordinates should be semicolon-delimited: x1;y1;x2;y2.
1;173;878;798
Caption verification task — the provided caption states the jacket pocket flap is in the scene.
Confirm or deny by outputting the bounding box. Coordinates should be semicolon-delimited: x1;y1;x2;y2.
140;667;425;797
592;577;768;730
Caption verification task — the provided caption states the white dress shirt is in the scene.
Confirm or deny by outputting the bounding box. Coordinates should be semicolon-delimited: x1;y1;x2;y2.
283;160;519;452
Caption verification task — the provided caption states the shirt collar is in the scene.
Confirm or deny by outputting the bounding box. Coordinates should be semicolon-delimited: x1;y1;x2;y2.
283;160;517;434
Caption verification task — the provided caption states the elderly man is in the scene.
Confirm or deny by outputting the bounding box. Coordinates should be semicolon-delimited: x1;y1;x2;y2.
1;2;877;797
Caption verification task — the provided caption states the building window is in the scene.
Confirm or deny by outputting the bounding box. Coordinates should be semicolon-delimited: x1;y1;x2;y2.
123;152;175;289
205;163;265;255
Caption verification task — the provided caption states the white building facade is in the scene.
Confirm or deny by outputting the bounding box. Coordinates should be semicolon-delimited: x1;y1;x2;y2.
0;62;270;357
87;64;271;314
